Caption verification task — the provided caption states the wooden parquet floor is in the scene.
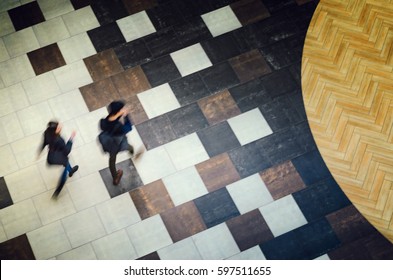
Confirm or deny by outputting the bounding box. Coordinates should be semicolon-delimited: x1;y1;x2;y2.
302;0;393;243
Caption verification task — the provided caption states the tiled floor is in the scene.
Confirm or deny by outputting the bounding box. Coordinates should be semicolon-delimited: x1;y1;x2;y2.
1;0;393;260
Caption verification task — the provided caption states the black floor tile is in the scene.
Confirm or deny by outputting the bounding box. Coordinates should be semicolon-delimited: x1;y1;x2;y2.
201;33;242;64
293;177;351;222
262;0;296;14
137;251;161;260
141;55;181;88
167;103;209;138
88;23;126;53
144;27;183;58
197;121;241;158
114;40;153;69
70;0;92;10
99;159;143;198
228;141;272;178
283;1;318;32
194;187;240;228
146;1;185;30
261;218;340;259
8;1;45;31
199;62;240;94
136;115;177;150
90;0;128;25
169;73;210;106
0;234;35;260
260;68;300;99
229;77;272;112
209;0;238;9
174;17;212;48
0;177;13;209
175;0;214;19
292;121;317;154
292;149;332;186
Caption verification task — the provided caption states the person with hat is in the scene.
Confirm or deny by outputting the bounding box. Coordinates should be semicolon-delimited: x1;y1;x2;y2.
99;101;134;185
40;121;79;198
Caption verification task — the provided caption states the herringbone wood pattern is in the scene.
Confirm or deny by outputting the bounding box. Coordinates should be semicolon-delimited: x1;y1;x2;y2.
302;0;393;243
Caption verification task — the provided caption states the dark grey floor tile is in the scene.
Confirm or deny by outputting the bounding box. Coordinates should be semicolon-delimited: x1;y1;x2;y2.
99;159;143;198
293;177;351;222
199;62;240;94
174;17;212;48
136;115;177;150
144;27;183;58
197;121;240;158
141;55;181;87
90;0;128;25
260;68;300;99
88;23;126;52
0;177;13;209
194;187;240;228
175;0;214;19
167;103;209;138
169;73;210;106
201;33;242;64
114;40;153;69
146;1;185;30
262;0;296;14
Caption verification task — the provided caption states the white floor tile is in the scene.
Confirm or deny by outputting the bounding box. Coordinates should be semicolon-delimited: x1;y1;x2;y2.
126;215;172;257
3;27;40;57
0;112;24;146
37;159;64;190
12;132;44;169
227;173;273;214
226;246;266;260
0;144;18;177
61;207;106;248
5;164;47;203
33;17;70;47
92;230;138;260
0;76;4;89
96;192;141;234
228;108;272;145
163;166;208;206
62;6;100;36
53;61;92;93
201;6;242;37
192;223;240;260
38;0;74;20
133;145;177;184
0;223;7;243
58;32;96;64
117;11;156;42
158;237;202;260
0;199;41;239
32;188;76;225
48;89;89;122
171;43;212;77
22;72;61;105
71;141;108;177
56;243;97;260
137;83;180;119
27;221;72;259
0;12;14;37
0;38;10;62
67;172;110;211
17;101;54;136
75;107;107;144
0;83;29;117
0;55;35;87
164;133;209;171
259;195;308;237
314;254;331;260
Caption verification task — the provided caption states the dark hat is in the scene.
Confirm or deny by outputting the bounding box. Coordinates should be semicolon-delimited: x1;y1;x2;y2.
108;101;125;115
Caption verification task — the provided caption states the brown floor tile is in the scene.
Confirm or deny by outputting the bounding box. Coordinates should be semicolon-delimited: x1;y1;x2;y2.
80;78;121;111
198;90;241;125
226;209;274;251
27;44;66;75
125;95;149;125
0;234;35;260
84;49;124;82
122;0;157;14
326;205;377;244
229;49;272;83
161;201;206;242
231;0;270;26
137;251;161;260
260;160;306;200
111;66;151;100
196;153;241;192
130;180;174;219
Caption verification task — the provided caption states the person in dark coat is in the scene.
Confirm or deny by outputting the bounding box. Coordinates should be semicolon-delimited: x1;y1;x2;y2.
40;121;78;198
99;101;134;185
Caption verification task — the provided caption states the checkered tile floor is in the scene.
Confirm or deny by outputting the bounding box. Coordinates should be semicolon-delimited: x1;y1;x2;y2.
1;0;393;260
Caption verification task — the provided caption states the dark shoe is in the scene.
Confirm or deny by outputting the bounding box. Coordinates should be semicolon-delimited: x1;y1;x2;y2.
69;165;79;177
129;146;134;157
113;169;123;185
